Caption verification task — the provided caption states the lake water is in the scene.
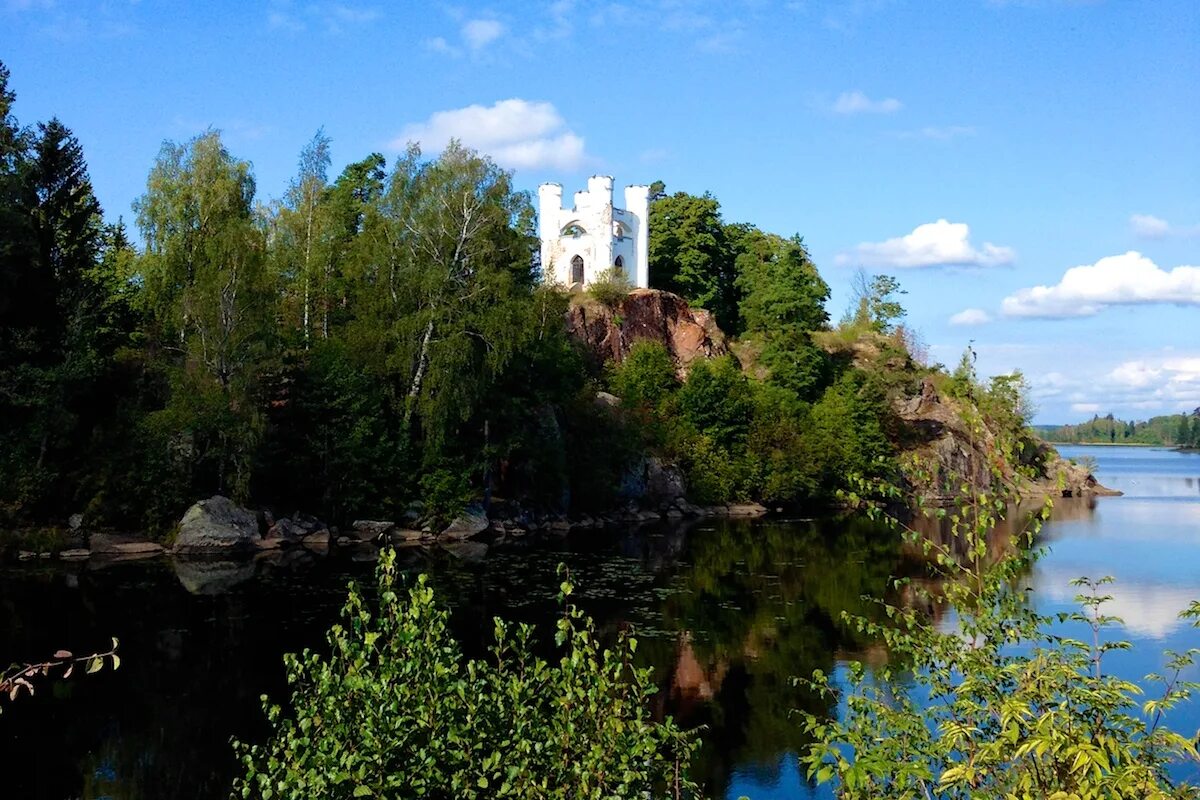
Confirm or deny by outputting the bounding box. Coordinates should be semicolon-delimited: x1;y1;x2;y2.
2;444;1199;798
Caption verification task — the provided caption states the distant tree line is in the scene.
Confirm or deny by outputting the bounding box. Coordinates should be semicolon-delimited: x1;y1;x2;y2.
1043;411;1200;448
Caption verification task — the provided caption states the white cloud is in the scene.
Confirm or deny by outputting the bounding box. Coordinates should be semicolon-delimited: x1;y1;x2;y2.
1130;213;1170;239
1070;402;1101;414
833;90;902;115
837;219;1016;269
1002;252;1200;319
1035;567;1200;639
462;18;505;50
1109;361;1163;389
268;9;303;30
949;308;991;326
1060;354;1200;419
394;99;588;171
1130;213;1200;240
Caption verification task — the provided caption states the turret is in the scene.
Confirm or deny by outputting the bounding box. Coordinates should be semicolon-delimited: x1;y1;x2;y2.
624;185;651;289
588;175;614;209
537;183;562;239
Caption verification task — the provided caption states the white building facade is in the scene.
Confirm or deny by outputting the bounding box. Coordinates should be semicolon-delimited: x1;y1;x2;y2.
538;176;650;290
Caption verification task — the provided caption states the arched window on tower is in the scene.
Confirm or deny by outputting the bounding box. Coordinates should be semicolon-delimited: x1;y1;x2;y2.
614;255;625;272
570;255;584;286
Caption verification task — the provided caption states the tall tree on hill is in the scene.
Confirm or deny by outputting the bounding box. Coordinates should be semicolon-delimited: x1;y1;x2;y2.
134;131;273;498
0;95;118;518
272;129;332;346
319;151;385;335
344;142;538;454
844;269;907;334
734;228;831;401
649;191;740;332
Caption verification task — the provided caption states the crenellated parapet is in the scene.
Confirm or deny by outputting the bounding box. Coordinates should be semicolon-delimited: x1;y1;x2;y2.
538;176;650;291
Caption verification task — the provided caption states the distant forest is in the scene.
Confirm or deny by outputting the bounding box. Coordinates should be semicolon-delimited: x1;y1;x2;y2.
1040;411;1200;447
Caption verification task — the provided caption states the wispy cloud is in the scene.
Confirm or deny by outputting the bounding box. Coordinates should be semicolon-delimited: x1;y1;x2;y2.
1002;252;1200;318
393;99;588;171
462;18;505;50
3;0;55;11
6;0;139;39
837;220;1015;269
1130;213;1200;240
425;14;507;57
171;116;275;143
267;1;381;34
893;125;977;141
833;90;902;115
949;308;992;326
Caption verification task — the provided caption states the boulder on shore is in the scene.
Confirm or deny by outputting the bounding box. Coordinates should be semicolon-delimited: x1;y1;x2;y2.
351;520;395;541
89;533;165;558
439;504;489;541
174;496;260;554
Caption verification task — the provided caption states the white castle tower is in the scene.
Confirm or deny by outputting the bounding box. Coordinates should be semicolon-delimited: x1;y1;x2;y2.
538;176;650;290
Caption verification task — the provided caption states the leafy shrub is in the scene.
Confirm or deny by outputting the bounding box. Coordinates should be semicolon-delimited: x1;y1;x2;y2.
587;266;633;308
678;356;754;450
802;464;1200;799
234;551;699;799
607;340;679;415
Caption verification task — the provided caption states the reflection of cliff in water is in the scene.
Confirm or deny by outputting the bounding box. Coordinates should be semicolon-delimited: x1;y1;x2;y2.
641;516;926;797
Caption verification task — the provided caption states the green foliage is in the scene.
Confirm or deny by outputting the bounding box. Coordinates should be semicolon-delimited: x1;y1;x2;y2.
649;190;739;331
234;551;700;799
0;68;139;523
805;370;894;490
586;265;632;308
802;457;1200;799
841;270;908;335
0;57;1034;534
677;356;754;450
417;467;471;528
735;231;832;401
133;130;273;500
607;340;679;415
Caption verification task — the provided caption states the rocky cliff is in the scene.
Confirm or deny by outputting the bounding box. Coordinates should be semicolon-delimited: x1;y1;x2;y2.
566;289;728;374
894;376;1118;504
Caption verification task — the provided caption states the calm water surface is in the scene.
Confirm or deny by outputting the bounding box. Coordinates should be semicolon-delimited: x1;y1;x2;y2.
2;444;1198;798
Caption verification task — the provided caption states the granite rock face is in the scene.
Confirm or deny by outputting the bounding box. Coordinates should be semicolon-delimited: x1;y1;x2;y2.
566;289;727;376
174;496;260;554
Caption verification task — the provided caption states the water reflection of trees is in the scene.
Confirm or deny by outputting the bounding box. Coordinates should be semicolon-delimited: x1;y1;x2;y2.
0;557;366;800
641;517;926;797
0;497;1101;800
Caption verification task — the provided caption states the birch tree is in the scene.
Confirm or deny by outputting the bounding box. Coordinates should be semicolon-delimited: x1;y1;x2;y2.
134;131;272;497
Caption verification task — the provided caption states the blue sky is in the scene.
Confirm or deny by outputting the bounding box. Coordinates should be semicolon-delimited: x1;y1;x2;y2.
3;0;1198;423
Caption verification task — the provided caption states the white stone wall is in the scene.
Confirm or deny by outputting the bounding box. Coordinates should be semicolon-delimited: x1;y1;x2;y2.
538;176;650;290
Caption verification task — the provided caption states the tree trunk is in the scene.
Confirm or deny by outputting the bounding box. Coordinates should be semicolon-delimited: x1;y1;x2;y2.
403;316;435;431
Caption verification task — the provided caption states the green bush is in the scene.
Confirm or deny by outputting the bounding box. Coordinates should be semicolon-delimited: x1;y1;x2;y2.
678;356;754;450
234;551;700;799
801;465;1200;799
607;340;679;416
587;266;633;308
